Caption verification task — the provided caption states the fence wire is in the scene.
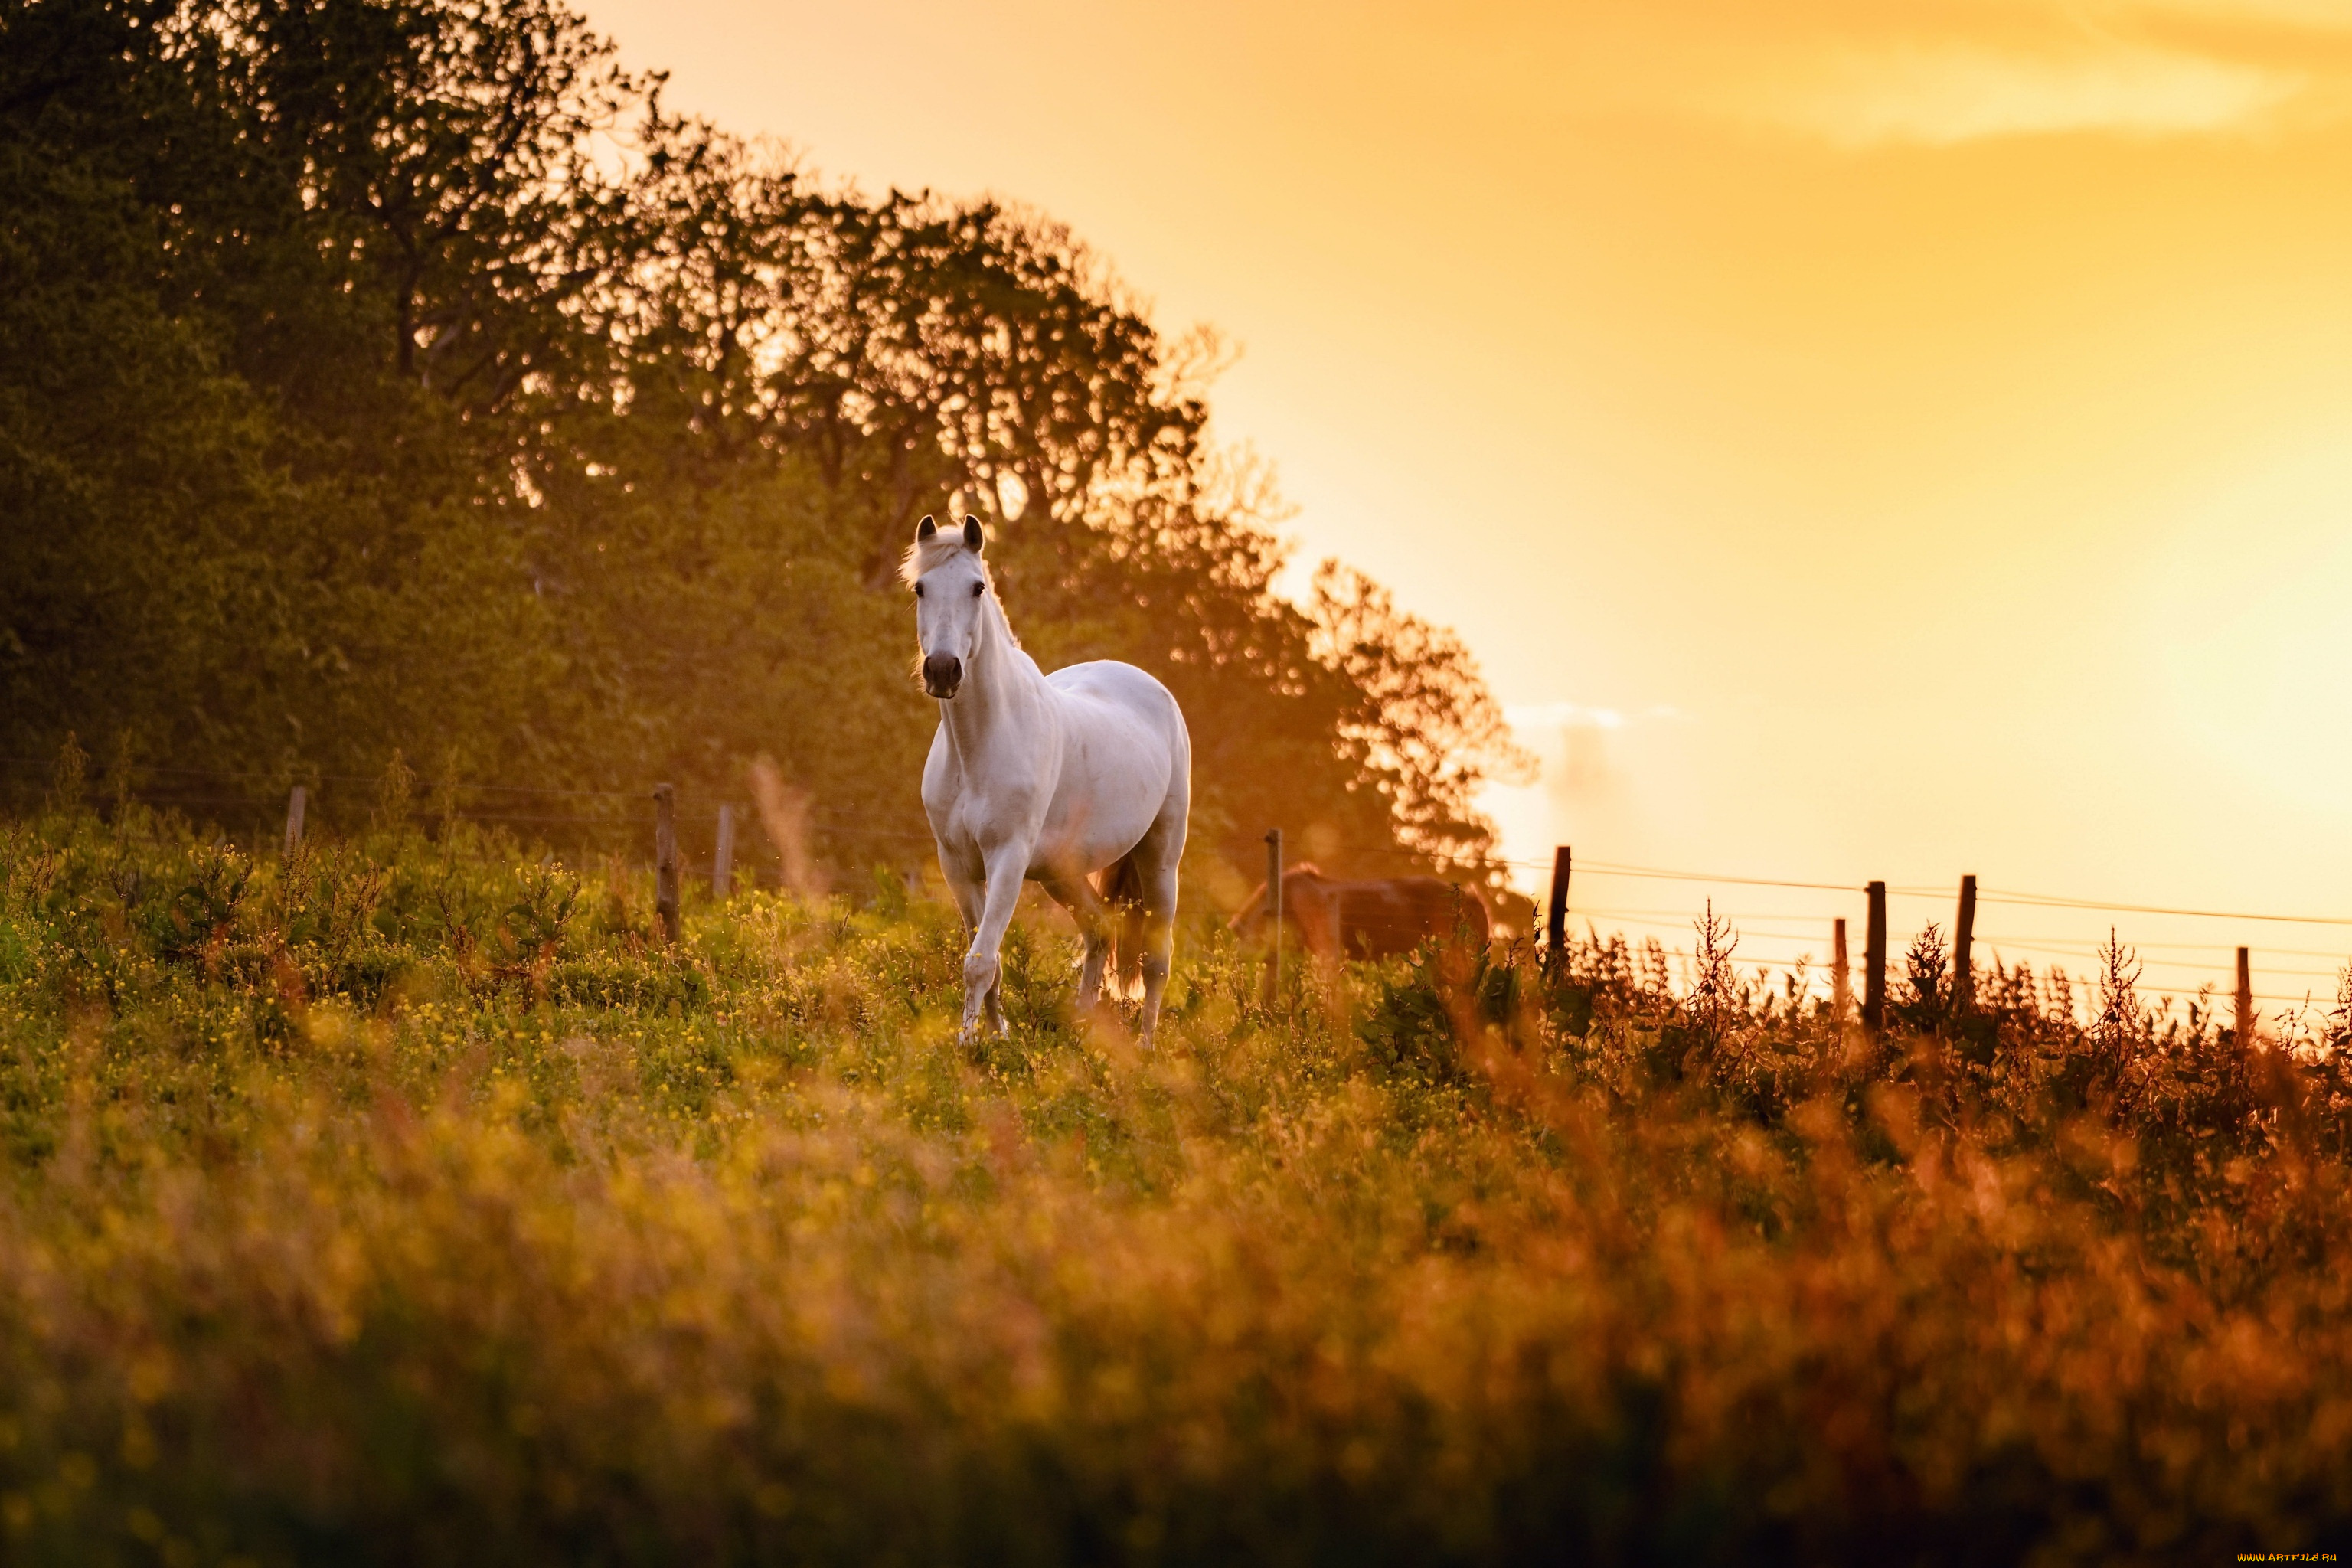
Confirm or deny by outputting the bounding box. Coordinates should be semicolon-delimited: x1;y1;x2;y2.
9;754;2350;1008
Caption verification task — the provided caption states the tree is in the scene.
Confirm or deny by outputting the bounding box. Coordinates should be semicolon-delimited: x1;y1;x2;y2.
0;0;1531;893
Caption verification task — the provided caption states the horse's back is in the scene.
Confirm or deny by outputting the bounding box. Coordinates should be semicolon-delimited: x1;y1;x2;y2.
1047;659;1184;726
1046;661;1190;776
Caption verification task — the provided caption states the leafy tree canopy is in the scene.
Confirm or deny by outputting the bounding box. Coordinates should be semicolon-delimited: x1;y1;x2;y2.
0;0;1531;891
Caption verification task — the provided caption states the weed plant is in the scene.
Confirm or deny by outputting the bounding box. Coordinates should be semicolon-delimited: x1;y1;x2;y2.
2;805;2351;1563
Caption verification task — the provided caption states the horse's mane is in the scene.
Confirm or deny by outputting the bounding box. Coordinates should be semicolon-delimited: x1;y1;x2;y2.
899;531;996;589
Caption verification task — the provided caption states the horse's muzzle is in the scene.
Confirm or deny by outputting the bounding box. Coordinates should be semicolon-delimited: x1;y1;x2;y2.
922;652;963;698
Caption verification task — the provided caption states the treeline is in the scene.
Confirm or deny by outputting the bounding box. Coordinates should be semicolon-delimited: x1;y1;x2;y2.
0;0;1525;883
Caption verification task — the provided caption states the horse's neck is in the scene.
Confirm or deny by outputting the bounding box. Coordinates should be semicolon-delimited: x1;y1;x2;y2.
940;596;1044;769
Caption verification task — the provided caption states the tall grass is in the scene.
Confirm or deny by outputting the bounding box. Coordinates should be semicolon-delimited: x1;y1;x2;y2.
2;804;2350;1563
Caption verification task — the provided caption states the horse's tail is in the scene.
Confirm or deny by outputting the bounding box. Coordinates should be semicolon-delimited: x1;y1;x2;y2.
1093;854;1148;990
1093;853;1146;910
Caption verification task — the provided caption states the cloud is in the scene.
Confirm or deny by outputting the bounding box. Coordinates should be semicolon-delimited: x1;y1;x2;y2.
1737;39;2305;145
2125;0;2352;25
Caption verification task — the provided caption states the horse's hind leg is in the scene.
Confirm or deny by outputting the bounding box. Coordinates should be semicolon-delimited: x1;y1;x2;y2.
1040;870;1114;1011
1080;930;1112;1007
1132;810;1187;1047
1118;897;1147;999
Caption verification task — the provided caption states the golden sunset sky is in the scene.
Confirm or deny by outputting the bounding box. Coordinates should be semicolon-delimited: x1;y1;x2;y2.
583;0;2352;1011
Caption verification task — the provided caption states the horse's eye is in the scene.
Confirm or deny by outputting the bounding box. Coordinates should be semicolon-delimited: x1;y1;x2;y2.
913;583;924;598
970;582;983;598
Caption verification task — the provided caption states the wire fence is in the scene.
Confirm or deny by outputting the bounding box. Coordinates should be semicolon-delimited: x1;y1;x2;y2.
8;752;2347;1013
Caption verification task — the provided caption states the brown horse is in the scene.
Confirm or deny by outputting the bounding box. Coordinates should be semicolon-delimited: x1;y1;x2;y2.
1229;864;1490;965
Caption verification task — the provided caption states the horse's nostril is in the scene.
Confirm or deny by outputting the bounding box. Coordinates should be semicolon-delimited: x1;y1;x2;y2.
923;653;962;694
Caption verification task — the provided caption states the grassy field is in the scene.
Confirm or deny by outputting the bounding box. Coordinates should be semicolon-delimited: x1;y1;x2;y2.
2;804;2350;1564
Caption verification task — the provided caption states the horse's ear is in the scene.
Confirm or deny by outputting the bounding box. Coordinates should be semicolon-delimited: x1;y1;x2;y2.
962;514;985;554
916;514;937;541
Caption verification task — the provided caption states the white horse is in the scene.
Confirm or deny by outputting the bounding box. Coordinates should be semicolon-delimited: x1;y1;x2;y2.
907;514;1191;1043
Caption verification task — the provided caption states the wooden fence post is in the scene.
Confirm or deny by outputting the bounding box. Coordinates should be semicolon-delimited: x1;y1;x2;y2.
713;803;737;900
1863;881;1887;1034
1953;874;1978;1012
283;785;306;857
2236;946;2255;1056
1263;828;1283;1005
1546;845;1572;968
653;784;680;944
1832;917;1851;1026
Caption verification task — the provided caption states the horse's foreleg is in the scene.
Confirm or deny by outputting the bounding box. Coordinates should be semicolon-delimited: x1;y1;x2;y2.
943;866;985;934
963;852;1024;1042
